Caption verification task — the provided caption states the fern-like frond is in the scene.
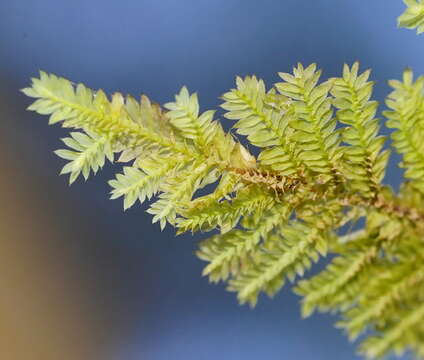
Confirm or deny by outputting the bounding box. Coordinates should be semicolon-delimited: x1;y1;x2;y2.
196;204;289;283
275;63;343;178
22;72;192;157
228;223;328;307
398;0;424;34
178;184;273;233
385;68;424;193
221;76;302;175
164;86;218;149
179;172;240;223
331;63;389;196
109;161;175;210
146;161;214;229
360;302;424;359
339;254;424;341
295;239;379;317
55;131;113;184
23;72;264;235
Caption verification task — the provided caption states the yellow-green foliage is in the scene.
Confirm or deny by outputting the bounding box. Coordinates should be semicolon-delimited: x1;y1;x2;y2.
399;0;424;33
23;62;424;359
385;69;424;193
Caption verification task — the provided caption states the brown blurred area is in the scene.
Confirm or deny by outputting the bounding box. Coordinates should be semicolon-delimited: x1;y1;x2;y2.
0;83;120;360
1;152;94;360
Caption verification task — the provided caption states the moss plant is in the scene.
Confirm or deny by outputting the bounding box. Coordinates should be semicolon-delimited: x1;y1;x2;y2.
21;3;424;359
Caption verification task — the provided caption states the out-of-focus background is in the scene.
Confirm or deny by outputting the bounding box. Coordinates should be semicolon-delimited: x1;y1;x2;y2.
0;1;419;359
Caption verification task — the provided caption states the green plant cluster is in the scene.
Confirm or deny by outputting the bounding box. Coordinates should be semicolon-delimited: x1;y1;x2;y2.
23;62;424;358
21;2;424;358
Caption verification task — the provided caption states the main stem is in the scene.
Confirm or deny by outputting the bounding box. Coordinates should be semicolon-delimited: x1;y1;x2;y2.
230;166;424;231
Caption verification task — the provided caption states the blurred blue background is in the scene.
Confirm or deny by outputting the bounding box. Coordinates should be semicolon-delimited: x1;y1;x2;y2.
0;1;419;359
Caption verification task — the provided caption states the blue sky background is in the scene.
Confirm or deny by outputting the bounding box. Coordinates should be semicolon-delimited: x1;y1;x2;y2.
0;1;419;359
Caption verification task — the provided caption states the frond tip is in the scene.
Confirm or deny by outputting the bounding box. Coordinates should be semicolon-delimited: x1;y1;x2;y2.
164;86;218;148
109;162;172;210
55;131;113;184
398;0;424;34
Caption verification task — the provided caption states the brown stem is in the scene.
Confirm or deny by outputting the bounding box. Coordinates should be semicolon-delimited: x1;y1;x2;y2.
228;166;424;228
345;192;424;226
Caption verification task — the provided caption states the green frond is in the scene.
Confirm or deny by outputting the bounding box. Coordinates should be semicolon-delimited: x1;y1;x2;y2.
164;86;218;149
196;205;289;283
109;161;174;210
385;68;424;193
228;223;328;307
296;239;379;317
398;0;424;34
147;161;214;229
221;75;301;175
197;229;261;283
275;63;343;177
359;302;424;359
177;182;272;234
331;62;389;196
23;72;192;157
55;131;113;184
339;254;424;341
23;72;259;232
